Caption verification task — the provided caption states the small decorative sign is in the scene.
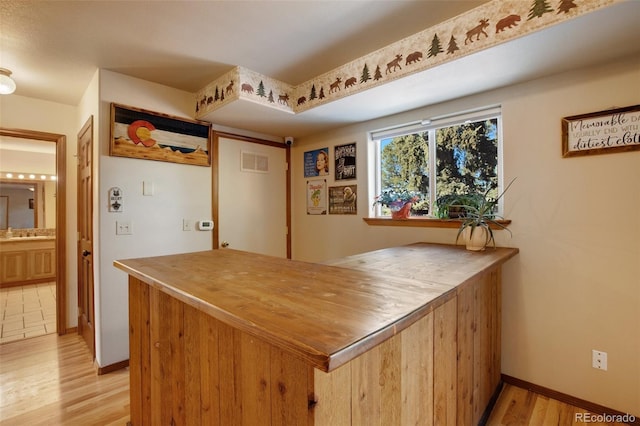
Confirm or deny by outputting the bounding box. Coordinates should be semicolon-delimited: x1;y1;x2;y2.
306;179;327;215
303;148;329;177
562;104;640;157
334;142;356;180
329;185;357;215
109;187;123;212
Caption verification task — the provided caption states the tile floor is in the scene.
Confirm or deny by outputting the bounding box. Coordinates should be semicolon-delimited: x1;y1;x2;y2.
0;282;56;344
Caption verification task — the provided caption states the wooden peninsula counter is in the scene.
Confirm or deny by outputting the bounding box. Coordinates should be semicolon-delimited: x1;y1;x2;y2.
115;243;518;426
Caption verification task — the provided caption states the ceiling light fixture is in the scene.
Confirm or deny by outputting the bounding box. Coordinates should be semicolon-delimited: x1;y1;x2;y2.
0;68;16;95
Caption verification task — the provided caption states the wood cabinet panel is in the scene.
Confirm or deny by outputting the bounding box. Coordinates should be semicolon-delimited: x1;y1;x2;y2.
29;249;56;280
130;278;315;426
1;251;27;283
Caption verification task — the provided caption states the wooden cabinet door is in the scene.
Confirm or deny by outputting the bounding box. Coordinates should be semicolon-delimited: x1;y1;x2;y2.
0;251;28;283
28;248;56;280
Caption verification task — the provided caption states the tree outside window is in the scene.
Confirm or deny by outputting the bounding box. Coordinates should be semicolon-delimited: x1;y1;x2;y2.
376;116;500;217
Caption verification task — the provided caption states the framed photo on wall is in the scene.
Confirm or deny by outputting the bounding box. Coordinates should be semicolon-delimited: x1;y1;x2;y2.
110;103;212;166
304;148;330;177
334;142;356;180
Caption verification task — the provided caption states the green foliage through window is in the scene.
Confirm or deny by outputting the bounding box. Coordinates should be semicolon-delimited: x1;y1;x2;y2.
375;114;500;217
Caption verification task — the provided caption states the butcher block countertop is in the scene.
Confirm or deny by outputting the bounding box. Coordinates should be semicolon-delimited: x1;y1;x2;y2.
114;243;518;372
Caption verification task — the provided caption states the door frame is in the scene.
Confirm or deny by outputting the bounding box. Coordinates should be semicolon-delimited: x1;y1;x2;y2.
212;131;291;258
0;127;67;334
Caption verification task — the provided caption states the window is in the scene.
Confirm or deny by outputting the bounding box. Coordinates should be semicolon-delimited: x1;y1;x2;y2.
371;106;502;218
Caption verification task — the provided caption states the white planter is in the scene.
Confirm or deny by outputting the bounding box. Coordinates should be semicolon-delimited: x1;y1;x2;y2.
463;226;490;251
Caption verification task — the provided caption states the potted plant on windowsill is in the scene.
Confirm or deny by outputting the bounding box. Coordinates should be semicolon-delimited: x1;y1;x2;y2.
454;179;515;251
373;189;420;219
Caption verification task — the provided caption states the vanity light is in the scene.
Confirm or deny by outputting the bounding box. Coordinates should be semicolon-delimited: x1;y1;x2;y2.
1;171;57;180
0;68;16;95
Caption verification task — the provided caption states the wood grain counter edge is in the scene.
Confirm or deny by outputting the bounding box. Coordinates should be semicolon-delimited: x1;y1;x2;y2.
115;244;519;372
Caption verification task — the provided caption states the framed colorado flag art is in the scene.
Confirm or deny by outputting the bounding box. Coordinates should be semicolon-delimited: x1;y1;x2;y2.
110;103;211;166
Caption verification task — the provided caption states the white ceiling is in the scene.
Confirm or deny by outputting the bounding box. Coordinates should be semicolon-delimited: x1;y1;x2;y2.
1;0;639;138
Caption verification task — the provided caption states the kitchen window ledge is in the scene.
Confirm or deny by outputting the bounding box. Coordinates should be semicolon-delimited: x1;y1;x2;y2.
363;217;512;229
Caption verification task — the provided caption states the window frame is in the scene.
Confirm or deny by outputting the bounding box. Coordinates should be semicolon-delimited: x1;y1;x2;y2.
367;106;507;227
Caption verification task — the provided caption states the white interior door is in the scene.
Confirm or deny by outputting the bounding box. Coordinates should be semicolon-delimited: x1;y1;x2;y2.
218;136;287;258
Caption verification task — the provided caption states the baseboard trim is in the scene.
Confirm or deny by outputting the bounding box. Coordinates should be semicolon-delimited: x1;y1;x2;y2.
502;374;639;425
97;359;129;375
479;381;504;426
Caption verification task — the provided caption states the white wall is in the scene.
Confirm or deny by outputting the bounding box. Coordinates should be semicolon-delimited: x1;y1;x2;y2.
95;70;214;367
0;94;79;328
291;56;640;415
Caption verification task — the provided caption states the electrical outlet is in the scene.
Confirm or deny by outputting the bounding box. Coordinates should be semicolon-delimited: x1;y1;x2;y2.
116;221;132;235
183;219;193;231
592;350;607;371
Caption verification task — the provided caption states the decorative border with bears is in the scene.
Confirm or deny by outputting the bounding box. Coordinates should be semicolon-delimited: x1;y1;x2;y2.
195;0;619;120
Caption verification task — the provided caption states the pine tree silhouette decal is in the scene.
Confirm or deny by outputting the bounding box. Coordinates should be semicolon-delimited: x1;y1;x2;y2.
214;87;220;102
268;90;274;103
528;0;554;19
257;81;266;97
557;0;577;13
220;91;225;102
447;35;460;54
360;64;371;83
310;84;317;100
429;34;443;58
374;65;383;81
319;87;325;99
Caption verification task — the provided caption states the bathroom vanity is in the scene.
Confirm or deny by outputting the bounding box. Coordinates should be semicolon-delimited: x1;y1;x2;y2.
0;236;56;287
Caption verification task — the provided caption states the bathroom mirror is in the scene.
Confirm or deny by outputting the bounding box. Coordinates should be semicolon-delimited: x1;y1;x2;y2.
0;136;57;231
1;181;35;228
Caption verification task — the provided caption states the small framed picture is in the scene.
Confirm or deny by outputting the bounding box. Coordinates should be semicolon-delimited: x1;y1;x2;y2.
304;148;330;177
329;185;357;215
334;143;356;180
306;179;327;215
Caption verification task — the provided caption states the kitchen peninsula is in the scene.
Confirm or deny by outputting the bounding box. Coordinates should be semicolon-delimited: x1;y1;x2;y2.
115;242;518;425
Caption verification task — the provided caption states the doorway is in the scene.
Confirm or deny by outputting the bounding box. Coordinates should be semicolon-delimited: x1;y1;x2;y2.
0;128;67;341
213;132;291;258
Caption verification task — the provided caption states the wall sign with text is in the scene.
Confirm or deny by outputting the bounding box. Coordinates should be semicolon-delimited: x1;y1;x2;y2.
334;142;356;180
562;104;640;158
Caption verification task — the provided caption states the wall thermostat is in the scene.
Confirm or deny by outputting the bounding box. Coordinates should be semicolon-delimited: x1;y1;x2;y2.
197;220;214;231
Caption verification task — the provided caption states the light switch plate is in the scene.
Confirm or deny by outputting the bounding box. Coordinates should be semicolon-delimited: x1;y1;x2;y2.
116;221;132;235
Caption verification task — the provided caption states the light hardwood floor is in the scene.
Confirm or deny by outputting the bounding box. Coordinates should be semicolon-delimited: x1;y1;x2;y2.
0;333;129;425
0;333;625;426
487;383;623;426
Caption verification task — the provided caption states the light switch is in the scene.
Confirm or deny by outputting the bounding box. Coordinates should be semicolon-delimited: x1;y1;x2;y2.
116;221;132;235
143;181;153;196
